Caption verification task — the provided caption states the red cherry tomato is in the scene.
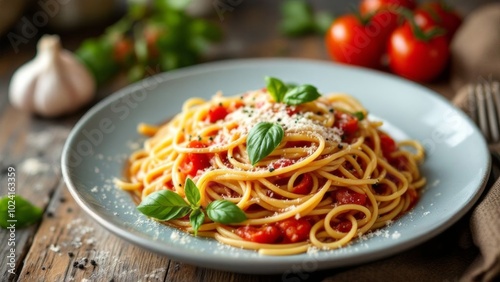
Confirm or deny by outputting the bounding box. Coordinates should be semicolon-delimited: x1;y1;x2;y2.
291;174;313;195
207;105;228;123
325;13;392;68
333;188;367;206
413;2;462;42
235;225;281;244
276;218;312;243
388;23;449;82
360;0;416;15
180;141;211;176
413;8;437;30
359;0;417;42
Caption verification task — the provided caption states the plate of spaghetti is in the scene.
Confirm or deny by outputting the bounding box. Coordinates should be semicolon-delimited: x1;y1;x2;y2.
62;58;489;274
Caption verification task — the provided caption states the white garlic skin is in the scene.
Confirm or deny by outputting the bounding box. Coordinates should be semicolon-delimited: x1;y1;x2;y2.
9;35;95;117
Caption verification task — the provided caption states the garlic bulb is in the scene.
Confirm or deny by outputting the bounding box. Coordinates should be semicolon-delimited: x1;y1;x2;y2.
9;35;95;117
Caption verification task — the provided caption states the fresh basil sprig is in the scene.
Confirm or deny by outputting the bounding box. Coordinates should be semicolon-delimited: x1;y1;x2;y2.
0;195;43;229
247;122;284;165
246;77;322;166
189;208;205;235
265;76;288;102
137;178;247;235
184;177;201;206
265;76;321;105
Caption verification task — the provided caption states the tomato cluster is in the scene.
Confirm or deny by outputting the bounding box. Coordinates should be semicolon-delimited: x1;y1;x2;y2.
325;0;462;82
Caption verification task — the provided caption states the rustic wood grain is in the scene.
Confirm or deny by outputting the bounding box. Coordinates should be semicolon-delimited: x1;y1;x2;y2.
17;183;175;282
0;103;70;281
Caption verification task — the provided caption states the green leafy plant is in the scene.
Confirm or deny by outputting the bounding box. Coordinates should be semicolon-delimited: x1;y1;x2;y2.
280;0;334;37
265;76;321;105
246;77;322;166
137;178;246;235
0;195;43;229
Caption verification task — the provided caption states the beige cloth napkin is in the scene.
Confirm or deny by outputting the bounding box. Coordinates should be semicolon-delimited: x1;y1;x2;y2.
321;90;500;282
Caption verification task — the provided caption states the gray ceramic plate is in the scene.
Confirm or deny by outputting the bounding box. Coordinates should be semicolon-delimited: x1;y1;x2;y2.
62;58;490;274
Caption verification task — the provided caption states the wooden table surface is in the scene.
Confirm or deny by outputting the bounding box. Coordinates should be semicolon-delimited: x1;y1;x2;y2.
0;1;474;281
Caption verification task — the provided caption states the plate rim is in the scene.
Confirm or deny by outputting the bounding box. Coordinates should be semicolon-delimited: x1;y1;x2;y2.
61;58;491;274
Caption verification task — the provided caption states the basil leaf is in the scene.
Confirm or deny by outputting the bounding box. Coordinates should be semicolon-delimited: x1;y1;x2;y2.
247;122;284;165
265;76;288;102
184;178;201;207
0;195;42;229
137;190;191;221
283;84;321;105
353;111;365;121
189;208;205;236
206;200;247;224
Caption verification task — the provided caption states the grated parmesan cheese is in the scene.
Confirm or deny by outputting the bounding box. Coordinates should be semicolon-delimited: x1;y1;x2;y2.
223;91;343;144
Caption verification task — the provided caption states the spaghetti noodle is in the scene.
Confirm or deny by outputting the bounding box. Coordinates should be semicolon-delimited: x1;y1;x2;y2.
115;84;425;255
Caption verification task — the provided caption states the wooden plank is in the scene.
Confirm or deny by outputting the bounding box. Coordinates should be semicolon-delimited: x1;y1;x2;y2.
0;103;73;281
17;182;173;281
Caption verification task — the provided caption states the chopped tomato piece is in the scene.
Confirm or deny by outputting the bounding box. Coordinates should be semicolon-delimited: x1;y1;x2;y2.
188;140;206;148
286;106;299;116
217;152;233;168
164;180;174;191
291;174;313;195
180;141;211;176
230;100;244;111
379;133;396;158
405;188;419;212
235;225;281;244
207;105;228;123
333;188;367;206
334;111;359;136
333;219;352;233
390;155;408;170
276;218;312;243
271;159;295;170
